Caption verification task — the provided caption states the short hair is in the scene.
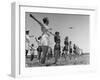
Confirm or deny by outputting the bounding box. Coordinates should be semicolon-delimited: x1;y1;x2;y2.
55;31;59;35
26;30;29;35
43;17;49;24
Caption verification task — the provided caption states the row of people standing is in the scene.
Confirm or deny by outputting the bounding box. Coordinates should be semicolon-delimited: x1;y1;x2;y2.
62;36;83;60
54;31;84;63
25;30;82;65
26;14;83;65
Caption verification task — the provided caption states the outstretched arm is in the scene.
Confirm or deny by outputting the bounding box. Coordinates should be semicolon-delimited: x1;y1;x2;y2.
30;14;43;26
49;31;55;36
30;14;55;36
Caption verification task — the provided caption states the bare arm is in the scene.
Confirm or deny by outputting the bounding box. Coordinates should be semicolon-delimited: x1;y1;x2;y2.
48;31;55;36
35;37;39;44
30;14;55;36
30;14;43;26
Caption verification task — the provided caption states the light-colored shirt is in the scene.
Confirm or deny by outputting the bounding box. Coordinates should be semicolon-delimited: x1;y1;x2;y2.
41;33;50;46
40;24;51;46
41;24;51;34
25;35;30;50
37;40;42;46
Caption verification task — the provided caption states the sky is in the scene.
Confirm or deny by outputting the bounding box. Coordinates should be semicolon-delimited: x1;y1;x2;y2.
25;12;90;53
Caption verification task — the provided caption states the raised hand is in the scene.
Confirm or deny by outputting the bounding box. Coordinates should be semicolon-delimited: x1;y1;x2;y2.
29;14;43;26
30;14;35;19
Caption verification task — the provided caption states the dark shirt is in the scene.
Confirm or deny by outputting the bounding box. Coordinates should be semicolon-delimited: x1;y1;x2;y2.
64;40;69;45
63;46;68;51
54;43;61;51
54;35;60;43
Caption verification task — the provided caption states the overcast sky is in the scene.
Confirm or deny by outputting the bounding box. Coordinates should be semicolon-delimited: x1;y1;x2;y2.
25;12;90;53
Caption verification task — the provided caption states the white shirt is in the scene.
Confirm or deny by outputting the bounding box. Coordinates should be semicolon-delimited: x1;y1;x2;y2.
25;35;30;50
41;24;51;33
37;39;42;46
41;33;49;46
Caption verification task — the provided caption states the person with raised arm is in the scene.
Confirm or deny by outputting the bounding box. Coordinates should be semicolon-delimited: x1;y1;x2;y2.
30;14;53;64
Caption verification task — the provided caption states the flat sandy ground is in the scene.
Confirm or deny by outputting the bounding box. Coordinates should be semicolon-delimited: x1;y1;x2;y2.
26;53;89;67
